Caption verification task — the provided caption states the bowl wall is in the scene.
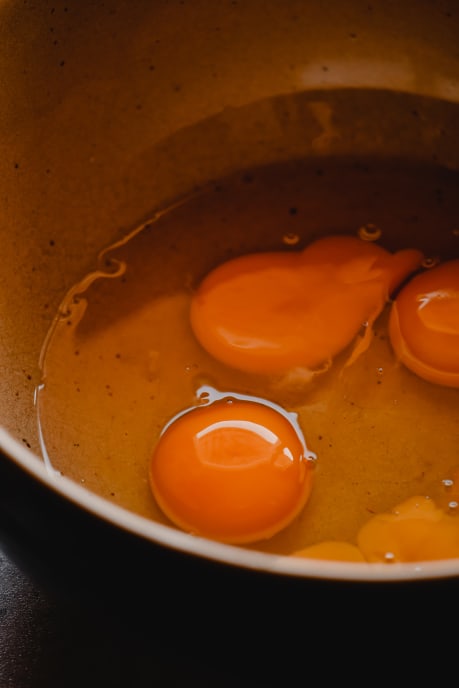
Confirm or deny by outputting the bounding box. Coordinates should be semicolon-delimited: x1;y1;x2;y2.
1;0;459;588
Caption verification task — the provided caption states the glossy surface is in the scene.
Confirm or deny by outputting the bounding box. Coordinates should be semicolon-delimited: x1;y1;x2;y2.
150;396;314;543
357;496;459;562
35;158;459;562
293;496;459;563
191;235;423;375
389;260;459;387
1;0;459;589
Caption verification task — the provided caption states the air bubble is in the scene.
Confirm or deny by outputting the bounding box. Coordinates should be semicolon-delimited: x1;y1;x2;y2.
58;306;72;319
358;223;382;242
384;551;396;563
421;256;440;269
442;478;454;489
448;501;458;511
283;232;300;246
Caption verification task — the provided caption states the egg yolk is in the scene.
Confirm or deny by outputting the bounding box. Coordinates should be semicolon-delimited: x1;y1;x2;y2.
190;235;423;375
293;541;366;563
292;496;459;563
389;259;459;387
149;397;314;544
357;496;459;563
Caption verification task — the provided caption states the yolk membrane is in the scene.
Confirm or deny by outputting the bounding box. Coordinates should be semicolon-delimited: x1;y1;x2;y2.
389;259;459;387
190;235;423;375
149;396;315;544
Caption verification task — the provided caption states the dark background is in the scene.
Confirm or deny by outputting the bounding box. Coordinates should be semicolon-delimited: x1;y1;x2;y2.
0;547;258;687
3;541;458;687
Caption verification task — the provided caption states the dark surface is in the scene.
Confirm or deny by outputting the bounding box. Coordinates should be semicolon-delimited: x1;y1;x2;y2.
1;545;457;688
0;547;264;687
1;451;458;686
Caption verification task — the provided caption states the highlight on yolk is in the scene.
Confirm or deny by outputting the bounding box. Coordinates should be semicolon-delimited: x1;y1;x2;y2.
149;393;315;544
389;259;459;387
357;496;459;563
190;234;423;375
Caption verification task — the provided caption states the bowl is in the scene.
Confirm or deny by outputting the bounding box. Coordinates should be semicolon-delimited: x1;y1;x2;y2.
1;0;458;661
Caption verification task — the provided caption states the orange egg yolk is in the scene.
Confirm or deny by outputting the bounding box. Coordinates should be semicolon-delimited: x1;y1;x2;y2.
293;541;366;563
389;259;459;387
357;496;459;563
149;397;314;544
190;235;423;375
292;497;459;564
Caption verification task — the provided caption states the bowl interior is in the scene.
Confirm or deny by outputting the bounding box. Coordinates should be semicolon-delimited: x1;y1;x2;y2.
1;0;459;583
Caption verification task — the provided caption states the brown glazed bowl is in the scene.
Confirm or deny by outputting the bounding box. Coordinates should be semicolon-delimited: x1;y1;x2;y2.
0;0;458;667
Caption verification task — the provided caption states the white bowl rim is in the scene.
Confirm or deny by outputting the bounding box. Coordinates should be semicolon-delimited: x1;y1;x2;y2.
2;427;459;584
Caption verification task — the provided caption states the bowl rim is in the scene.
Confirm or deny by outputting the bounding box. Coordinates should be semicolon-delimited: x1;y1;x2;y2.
2;427;458;584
